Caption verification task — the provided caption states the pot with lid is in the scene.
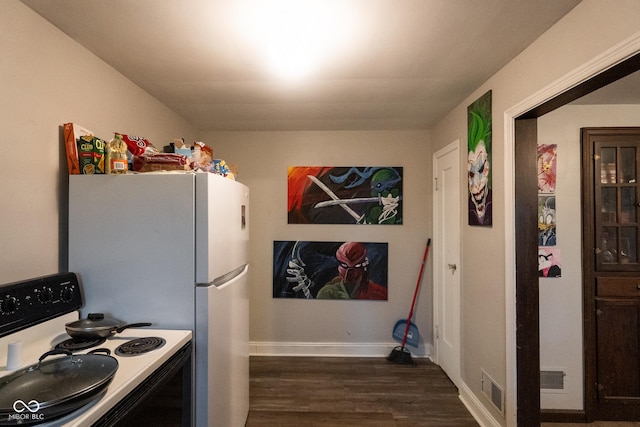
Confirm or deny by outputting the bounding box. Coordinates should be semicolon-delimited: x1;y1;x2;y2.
65;313;151;339
0;349;118;425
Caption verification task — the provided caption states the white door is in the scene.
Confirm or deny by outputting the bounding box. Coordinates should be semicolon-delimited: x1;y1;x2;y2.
433;140;462;389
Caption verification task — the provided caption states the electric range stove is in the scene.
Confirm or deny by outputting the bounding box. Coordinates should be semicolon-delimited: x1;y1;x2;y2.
0;273;192;426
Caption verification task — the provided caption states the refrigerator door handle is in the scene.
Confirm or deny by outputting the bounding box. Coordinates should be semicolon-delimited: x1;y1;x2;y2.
198;264;248;289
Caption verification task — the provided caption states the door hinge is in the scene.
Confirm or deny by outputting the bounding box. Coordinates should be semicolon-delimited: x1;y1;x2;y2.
435;177;439;191
435;324;440;339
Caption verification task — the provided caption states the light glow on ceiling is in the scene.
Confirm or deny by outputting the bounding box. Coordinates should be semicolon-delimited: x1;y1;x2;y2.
234;0;357;81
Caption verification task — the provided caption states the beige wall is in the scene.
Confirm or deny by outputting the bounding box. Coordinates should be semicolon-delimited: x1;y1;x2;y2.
538;104;640;410
430;0;640;424
0;1;197;283
202;130;431;355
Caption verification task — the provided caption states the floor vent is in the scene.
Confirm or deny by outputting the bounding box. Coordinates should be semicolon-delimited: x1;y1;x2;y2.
481;369;504;415
540;369;565;390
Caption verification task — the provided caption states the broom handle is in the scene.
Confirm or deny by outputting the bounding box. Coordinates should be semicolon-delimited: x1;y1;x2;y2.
401;238;431;347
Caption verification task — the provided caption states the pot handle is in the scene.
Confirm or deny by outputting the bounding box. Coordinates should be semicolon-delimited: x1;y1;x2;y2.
115;322;152;333
38;349;72;362
35;349;73;370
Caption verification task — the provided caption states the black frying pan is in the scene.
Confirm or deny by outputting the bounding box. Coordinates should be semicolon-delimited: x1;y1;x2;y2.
65;313;151;339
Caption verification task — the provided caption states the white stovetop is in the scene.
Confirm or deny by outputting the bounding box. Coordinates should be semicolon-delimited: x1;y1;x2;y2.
0;312;192;426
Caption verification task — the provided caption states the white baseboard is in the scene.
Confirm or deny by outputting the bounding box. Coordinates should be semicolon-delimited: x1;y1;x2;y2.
459;381;502;427
250;341;433;358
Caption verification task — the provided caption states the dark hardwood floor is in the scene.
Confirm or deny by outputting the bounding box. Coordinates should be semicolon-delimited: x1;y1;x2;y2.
247;356;479;426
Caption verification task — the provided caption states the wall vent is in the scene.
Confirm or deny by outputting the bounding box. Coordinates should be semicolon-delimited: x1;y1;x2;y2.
540;369;566;391
481;369;504;415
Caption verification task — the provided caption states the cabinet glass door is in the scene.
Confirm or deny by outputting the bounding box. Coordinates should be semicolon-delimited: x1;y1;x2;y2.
595;142;639;270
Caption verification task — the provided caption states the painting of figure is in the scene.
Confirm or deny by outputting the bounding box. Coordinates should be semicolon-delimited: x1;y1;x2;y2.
288;166;403;225
538;247;562;277
537;144;557;193
273;240;388;300
467;90;492;226
538;195;556;246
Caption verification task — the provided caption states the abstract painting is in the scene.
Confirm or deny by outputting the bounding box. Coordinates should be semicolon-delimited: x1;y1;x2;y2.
273;240;388;300
288;166;403;225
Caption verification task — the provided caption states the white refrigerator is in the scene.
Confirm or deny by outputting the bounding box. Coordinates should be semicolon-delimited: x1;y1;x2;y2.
68;172;250;427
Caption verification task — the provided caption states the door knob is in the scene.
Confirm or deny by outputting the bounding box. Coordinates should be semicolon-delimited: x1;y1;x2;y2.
448;263;457;272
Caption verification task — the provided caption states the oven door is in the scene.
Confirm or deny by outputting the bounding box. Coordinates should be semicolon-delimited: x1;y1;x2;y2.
195;264;249;427
94;341;192;427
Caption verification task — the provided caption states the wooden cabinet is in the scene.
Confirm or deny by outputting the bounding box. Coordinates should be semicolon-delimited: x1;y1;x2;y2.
595;297;640;405
594;136;640;271
583;127;640;421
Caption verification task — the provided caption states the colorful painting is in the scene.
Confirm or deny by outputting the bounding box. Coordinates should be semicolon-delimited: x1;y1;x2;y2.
288;166;403;225
273;240;388;300
467;90;492;226
538;195;556;246
537;144;557;193
538;247;562;278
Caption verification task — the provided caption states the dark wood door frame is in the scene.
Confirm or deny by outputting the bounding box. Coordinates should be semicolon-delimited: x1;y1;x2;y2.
514;53;640;425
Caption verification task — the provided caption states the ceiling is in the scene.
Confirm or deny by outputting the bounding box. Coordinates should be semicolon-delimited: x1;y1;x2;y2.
21;0;582;131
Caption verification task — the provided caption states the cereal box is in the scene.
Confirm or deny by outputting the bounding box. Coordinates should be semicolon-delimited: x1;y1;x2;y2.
63;123;93;175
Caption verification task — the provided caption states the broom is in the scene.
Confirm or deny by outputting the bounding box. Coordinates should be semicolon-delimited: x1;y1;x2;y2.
387;238;431;365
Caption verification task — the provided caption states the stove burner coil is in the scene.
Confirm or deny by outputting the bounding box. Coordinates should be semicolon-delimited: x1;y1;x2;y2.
115;337;166;357
55;337;107;352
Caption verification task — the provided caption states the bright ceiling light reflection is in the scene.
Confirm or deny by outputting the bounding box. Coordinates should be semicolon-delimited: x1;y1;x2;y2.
234;0;357;80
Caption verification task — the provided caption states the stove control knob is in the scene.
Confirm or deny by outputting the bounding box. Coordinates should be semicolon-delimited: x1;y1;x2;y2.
1;296;19;314
38;287;54;304
60;286;75;303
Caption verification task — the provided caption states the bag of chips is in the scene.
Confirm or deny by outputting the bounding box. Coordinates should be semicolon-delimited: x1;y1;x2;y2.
116;133;157;157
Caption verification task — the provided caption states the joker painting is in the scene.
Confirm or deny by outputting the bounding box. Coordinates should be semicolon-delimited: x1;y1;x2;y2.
467;90;492;226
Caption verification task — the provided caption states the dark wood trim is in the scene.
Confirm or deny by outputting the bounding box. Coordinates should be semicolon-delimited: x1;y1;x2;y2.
581;128;597;421
513;52;640;424
514;118;540;427
518;54;640;119
540;409;588;423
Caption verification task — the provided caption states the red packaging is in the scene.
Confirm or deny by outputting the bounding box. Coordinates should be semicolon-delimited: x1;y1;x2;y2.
116;133;156;156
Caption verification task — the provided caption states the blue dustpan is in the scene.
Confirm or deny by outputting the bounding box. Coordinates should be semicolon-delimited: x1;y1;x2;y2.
390;239;430;352
392;319;419;348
